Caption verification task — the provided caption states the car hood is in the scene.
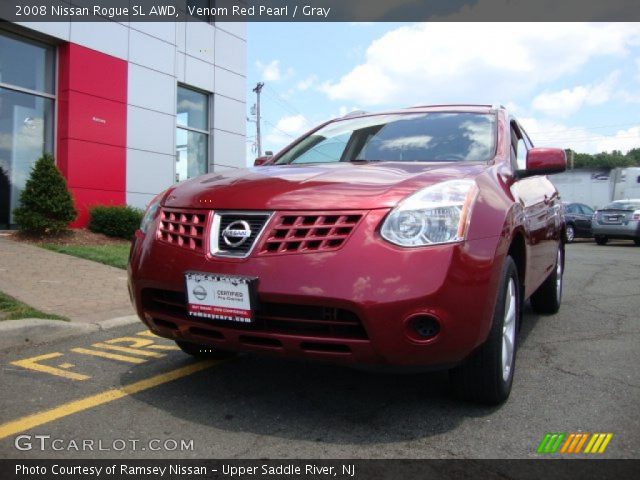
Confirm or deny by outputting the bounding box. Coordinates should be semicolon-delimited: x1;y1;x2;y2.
164;162;487;210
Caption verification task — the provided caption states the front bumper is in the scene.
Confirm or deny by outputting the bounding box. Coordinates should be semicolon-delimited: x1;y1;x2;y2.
128;209;505;367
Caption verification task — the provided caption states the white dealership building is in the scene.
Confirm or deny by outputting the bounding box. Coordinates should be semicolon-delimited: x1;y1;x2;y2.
0;16;247;227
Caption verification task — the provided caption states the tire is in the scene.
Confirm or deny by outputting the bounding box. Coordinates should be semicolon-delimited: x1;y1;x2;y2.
450;256;519;405
175;340;236;359
634;239;640;246
530;245;563;315
595;235;608;245
565;224;575;243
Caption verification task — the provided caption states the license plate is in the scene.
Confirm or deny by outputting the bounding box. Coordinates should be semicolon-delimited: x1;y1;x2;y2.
185;272;257;323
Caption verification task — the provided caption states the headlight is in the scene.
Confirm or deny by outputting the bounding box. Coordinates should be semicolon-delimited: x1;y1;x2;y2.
381;179;478;247
140;195;162;234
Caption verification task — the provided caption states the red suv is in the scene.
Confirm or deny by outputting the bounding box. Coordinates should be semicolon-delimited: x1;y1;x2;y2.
128;105;566;404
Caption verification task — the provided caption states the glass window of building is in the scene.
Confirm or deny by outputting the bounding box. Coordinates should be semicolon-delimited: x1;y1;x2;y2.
176;86;209;182
0;30;55;228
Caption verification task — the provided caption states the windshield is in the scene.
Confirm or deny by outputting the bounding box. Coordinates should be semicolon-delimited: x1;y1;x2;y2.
603;201;640;210
274;112;496;165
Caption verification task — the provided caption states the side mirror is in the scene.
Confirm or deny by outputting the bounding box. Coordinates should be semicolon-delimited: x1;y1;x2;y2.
254;156;272;166
517;148;566;178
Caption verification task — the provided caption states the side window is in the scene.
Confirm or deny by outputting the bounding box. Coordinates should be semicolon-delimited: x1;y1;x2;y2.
516;138;527;170
565;204;577;214
510;126;518;169
292;133;350;164
580;205;594;216
510;122;528;171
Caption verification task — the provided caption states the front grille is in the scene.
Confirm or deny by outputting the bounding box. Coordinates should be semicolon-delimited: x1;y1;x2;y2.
158;208;208;252
142;288;368;339
258;212;364;255
212;212;272;257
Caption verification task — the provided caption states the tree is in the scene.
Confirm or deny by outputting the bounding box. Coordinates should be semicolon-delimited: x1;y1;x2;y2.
13;153;77;235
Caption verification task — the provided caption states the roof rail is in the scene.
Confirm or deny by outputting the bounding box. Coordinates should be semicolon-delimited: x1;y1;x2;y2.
341;110;369;118
406;103;497;109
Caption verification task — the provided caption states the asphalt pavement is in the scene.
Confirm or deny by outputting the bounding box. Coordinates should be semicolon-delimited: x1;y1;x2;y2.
0;241;638;459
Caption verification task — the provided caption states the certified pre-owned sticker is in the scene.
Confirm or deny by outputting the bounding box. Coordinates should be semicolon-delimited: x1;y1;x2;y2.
185;273;255;323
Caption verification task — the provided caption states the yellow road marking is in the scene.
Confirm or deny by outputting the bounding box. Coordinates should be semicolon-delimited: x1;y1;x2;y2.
136;330;157;337
71;348;146;364
92;342;165;358
0;360;218;441
105;337;158;349
11;354;90;381
58;363;75;369
147;344;179;351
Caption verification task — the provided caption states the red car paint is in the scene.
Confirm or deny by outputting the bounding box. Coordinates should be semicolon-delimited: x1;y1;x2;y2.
128;105;565;368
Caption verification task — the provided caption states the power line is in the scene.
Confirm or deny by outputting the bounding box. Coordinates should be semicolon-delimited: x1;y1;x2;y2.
263;119;296;138
262;85;304;117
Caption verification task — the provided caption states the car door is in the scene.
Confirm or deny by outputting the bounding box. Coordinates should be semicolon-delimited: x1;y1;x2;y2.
509;122;559;295
576;204;594;236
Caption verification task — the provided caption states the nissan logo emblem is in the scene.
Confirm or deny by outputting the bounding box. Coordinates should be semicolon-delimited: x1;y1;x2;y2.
222;220;252;247
192;285;207;301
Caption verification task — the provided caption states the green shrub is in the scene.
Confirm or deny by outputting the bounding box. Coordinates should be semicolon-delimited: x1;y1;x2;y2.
89;205;144;239
13;153;77;235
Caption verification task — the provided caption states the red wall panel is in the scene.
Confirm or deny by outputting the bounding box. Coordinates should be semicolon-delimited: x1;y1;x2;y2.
59;43;127;103
57;43;127;228
64;140;125;191
63;91;126;147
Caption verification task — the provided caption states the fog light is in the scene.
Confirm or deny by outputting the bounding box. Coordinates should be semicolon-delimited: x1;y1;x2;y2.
409;315;440;339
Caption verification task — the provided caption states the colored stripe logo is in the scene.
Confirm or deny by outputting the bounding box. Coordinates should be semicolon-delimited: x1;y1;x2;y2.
537;433;613;454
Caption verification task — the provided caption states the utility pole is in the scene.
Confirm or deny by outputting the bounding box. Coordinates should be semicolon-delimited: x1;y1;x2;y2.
252;82;264;156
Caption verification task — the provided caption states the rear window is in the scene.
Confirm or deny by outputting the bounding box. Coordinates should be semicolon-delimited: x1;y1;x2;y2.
603;201;640;210
275;112;497;165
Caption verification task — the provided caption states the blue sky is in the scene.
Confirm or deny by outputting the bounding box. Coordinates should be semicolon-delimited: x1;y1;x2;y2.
246;22;640;163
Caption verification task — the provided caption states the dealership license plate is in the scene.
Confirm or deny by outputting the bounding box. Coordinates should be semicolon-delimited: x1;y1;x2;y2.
185;272;257;323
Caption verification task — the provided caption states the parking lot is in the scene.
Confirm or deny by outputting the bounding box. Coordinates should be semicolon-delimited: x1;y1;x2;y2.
0;241;638;459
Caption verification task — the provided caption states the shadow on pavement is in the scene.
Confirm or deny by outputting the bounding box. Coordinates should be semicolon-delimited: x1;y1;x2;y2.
116;310;548;445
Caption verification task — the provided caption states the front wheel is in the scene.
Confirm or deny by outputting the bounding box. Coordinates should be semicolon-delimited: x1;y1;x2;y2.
450;256;520;405
175;340;237;359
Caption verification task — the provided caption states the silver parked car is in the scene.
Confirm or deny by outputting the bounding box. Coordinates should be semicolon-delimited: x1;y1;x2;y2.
592;199;640;245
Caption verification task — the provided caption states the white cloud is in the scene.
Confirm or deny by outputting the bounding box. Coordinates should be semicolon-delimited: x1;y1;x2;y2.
296;75;317;91
532;72;620;117
520;117;640;154
256;60;294;82
264;114;310;153
321;23;640;107
595;126;640;153
275;114;309;136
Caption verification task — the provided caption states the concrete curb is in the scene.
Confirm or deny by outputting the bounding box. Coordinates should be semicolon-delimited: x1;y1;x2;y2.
0;315;140;351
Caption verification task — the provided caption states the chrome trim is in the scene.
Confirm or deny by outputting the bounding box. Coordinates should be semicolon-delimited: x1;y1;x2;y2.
209;211;274;258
